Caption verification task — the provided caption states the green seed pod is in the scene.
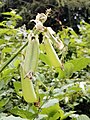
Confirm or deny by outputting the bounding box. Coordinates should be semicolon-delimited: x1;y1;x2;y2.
24;34;39;74
44;36;62;69
21;33;39;103
21;66;37;103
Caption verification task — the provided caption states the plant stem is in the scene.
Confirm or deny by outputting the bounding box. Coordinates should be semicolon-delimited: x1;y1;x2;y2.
0;41;28;73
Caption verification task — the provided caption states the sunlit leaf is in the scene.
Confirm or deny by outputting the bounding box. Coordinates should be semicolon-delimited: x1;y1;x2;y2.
39;52;52;66
34;114;48;120
67;57;90;72
41;98;59;108
64;62;74;77
0;98;9;108
60;111;76;120
41;103;60;118
0;115;26;120
10;107;34;119
77;115;90;120
14;59;20;67
14;81;22;96
2;47;12;53
49;112;60;120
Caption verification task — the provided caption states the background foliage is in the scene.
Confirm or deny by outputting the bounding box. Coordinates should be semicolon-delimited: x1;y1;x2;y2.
0;1;90;120
0;0;90;31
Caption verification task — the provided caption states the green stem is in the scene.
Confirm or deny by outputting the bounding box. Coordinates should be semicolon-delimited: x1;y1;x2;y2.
0;41;28;73
38;79;48;91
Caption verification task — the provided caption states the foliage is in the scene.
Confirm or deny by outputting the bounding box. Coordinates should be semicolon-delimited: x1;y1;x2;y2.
0;0;90;32
0;10;90;120
58;0;90;8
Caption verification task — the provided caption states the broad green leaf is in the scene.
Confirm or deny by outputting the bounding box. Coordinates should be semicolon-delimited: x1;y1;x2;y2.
0;28;17;35
0;98;9;108
77;115;90;120
56;67;65;79
34;114;48;120
53;88;65;100
60;111;76;120
14;81;22;96
70;29;78;37
2;47;12;53
15;15;22;20
59;108;64;118
39;52;52;66
2;11;22;20
0;115;26;120
53;83;74;97
49;112;60;120
41;98;59;108
2;68;15;76
14;59;20;67
41;102;60;118
67;86;81;93
64;62;74;77
67;57;90;72
0;39;6;45
10;107;34;119
0;22;6;27
2;11;16;16
71;118;77;120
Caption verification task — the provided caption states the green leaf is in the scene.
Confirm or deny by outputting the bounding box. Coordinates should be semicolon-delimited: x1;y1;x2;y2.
34;114;48;120
2;47;12;53
10;107;34;119
59;108;64;118
0;28;17;35
67;86;81;93
0;98;9;108
14;59;20;67
49;112;60;120
70;29;78;37
0;80;4;90
41;102;60;118
64;62;74;77
41;98;59;108
39;52;52;66
0;39;6;45
60;111;76;120
14;81;22;96
0;22;6;27
67;57;90;72
77;115;90;120
2;11;22;20
0;115;26;120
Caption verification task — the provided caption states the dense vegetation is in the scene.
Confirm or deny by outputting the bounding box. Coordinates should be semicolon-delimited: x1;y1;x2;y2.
0;1;90;120
0;0;90;31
